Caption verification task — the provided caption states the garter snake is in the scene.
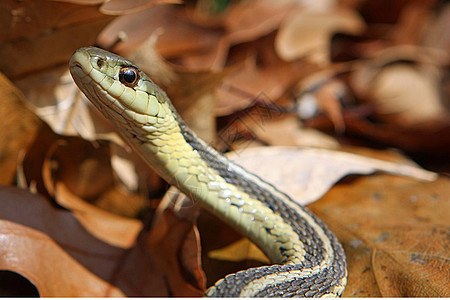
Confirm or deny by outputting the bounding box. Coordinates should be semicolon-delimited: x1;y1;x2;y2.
69;47;347;297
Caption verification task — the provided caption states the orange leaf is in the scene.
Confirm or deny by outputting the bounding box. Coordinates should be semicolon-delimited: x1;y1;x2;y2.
310;175;449;297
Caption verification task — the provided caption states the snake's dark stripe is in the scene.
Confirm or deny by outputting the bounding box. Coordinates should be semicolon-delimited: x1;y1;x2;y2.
181;126;347;297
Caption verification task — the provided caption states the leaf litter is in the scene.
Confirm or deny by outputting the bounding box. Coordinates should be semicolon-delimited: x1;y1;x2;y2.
0;0;448;297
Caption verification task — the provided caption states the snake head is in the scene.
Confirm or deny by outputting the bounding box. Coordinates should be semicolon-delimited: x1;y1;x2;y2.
70;47;172;127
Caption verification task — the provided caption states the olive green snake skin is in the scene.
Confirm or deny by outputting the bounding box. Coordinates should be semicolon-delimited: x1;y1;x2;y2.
69;47;347;297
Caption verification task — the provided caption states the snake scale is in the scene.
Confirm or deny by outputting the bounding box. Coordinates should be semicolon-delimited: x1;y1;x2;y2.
69;47;347;297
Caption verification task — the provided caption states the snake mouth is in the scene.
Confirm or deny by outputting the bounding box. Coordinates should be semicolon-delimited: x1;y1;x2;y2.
69;48;93;77
70;61;82;71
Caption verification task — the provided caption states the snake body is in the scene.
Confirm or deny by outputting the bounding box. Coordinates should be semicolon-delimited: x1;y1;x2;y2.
69;47;347;297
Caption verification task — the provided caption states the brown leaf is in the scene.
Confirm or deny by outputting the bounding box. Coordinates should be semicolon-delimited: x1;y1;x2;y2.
307;110;450;156
216;33;316;116
222;0;294;50
309;175;449;297
0;73;43;185
250;115;339;149
0;0;115;79
97;5;224;69
31;134;147;247
98;0;293;70
99;0;183;16
146;209;206;296
297;75;347;133
54;183;143;248
0;186;203;296
0;219;124;297
42;136;115;200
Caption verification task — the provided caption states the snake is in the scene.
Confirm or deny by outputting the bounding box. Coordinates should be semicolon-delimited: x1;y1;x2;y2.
69;47;347;297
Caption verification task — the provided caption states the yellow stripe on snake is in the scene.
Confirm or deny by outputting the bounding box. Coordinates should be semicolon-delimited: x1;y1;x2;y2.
69;47;347;297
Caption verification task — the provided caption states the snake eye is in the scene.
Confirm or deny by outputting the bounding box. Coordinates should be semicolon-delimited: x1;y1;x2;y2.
119;66;139;87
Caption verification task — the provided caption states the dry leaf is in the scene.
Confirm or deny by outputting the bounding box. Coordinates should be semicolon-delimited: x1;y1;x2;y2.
219;0;294;63
54;183;142;248
275;8;365;64
99;0;182;15
367;63;446;125
216;33;316;116
42;136;115;200
349;46;448;126
0;73;43;185
422;3;450;52
98;0;293;70
0;219;124;297
145;209;206;296
36;135;145;247
0;186;203;296
389;1;436;45
226;146;436;206
296;72;349;132
0;0;114;79
222;112;339;149
309;175;449;297
97;4;224;69
207;238;269;264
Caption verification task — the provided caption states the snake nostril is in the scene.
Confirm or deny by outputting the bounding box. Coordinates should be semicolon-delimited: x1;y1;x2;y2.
96;58;104;69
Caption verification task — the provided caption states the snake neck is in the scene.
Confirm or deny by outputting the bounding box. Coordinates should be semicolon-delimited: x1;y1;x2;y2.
120;108;306;264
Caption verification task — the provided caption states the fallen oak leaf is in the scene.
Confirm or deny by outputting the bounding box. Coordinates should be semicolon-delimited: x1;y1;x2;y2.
309;175;449;297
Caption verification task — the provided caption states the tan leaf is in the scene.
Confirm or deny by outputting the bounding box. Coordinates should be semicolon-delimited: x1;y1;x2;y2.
349;46;448;125
222;0;294;49
224;113;340;149
226;146;437;206
207;238;269;264
368;63;446;125
275;8;365;64
310;175;449;297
